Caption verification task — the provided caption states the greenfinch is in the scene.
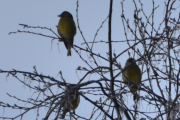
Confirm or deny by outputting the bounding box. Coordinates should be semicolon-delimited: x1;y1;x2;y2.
122;58;142;101
61;85;80;119
57;11;76;56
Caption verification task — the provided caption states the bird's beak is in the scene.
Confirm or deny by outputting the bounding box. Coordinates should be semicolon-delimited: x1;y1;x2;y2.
58;14;61;17
136;58;142;61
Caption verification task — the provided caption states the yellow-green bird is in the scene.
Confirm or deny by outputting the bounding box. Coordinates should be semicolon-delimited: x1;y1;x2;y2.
57;11;76;56
122;58;142;101
61;85;80;119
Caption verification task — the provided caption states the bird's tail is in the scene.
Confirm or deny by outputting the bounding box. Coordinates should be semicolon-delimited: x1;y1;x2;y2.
60;110;67;119
133;92;139;101
67;47;71;56
66;38;73;56
129;84;140;101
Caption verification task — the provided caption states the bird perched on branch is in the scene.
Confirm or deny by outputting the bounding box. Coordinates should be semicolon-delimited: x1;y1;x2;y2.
122;58;142;101
57;11;76;56
60;84;80;119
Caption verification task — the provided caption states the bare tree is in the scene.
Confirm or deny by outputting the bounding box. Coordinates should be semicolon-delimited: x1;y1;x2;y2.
1;0;180;120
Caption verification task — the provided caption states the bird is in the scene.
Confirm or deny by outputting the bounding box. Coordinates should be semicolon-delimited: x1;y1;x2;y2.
61;85;80;119
57;11;76;56
122;58;142;101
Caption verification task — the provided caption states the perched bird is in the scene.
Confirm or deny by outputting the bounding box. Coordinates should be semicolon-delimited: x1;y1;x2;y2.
61;85;80;119
122;58;142;101
57;11;76;56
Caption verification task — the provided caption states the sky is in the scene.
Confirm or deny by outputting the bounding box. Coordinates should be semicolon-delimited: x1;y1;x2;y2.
0;0;179;120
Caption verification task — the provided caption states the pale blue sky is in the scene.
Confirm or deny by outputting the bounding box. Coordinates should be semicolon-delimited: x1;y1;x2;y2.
0;0;179;119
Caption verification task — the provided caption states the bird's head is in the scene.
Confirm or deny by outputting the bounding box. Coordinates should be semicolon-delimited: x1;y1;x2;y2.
58;11;73;18
126;58;136;66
